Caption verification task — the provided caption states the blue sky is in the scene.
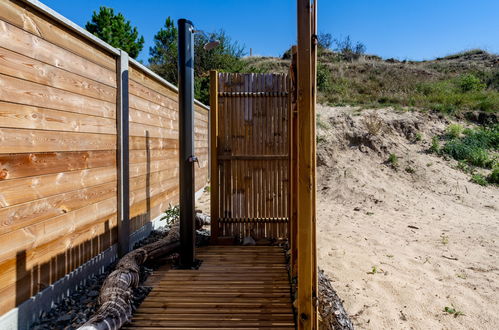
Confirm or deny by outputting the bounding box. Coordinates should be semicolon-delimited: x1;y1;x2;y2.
41;0;499;63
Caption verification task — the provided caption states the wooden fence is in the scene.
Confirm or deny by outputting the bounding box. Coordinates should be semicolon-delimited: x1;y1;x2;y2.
0;0;208;318
210;72;290;241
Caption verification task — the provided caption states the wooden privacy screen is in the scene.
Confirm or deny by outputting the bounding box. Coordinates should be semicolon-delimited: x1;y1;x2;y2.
0;0;208;317
211;72;291;241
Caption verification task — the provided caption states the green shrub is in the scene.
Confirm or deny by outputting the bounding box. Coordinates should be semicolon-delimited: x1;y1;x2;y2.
488;167;499;185
430;136;440;153
471;173;488;186
457;74;486;92
441;125;498;169
317;63;332;92
446;124;464;139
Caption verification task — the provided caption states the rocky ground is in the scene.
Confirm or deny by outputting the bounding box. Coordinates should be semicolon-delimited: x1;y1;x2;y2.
316;105;498;329
31;229;170;330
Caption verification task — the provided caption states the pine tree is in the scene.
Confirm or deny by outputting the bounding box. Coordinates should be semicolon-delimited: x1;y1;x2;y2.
86;6;144;58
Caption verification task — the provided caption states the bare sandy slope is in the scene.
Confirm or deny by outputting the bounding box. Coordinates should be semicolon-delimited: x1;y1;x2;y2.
316;105;498;329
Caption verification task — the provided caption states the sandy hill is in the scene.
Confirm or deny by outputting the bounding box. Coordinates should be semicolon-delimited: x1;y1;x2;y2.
243;49;499;116
315;105;498;329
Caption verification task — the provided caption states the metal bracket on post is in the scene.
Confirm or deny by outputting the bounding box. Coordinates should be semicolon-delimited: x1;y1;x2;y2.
117;50;130;257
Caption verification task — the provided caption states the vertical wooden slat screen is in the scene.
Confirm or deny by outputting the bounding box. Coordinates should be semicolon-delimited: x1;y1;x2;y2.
212;72;291;242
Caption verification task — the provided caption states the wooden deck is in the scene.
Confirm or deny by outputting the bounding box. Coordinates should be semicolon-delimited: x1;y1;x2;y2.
126;245;295;329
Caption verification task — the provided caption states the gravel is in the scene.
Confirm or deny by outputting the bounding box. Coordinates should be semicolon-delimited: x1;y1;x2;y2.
31;224;210;329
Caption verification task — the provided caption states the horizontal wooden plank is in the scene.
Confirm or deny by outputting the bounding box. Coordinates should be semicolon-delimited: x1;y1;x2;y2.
126;320;294;327
0;214;117;314
146;292;291;298
0;166;116;207
218;155;289;160
0;74;115;119
0;128;116;154
129;65;179;103
0;150;115;181
0;101;116;134
0;207;116;289
130;185;178;219
0;20;116;87
0;46;116;103
0;181;115;235
129;245;293;328
0;0;116;70
142;297;290;304
131;313;293;320
125;328;293;330
134;307;292;314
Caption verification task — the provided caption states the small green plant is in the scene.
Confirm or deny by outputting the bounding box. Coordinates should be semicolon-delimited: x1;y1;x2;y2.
440;234;449;245
160;204;180;226
471;173;488;186
430;136;440;153
446;124;464;139
456;273;467;279
405;166;415;174
487;167;499;185
444;306;465;317
367;266;382;274
414;132;423;142
387;153;399;168
456;160;471;173
316;135;326;144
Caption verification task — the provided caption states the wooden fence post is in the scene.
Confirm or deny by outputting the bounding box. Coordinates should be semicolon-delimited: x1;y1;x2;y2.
296;0;318;328
117;50;130;257
210;70;219;243
289;46;298;279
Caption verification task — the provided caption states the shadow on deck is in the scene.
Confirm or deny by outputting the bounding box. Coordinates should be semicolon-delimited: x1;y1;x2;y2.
126;245;295;329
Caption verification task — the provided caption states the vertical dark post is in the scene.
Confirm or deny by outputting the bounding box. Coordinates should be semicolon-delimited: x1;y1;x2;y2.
117;50;130;257
178;19;196;267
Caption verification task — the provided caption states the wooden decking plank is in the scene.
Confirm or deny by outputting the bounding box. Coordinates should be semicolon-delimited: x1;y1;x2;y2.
128;246;295;329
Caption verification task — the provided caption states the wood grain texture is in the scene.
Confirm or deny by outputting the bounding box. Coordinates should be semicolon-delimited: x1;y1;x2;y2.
0;20;116;87
0;101;116;134
0;128;116;154
214;72;290;241
0;214;116;315
0;46;116;103
0;166;116;207
0;1;209;319
0;181;116;235
0;0;116;70
0;200;116;272
0;150;115;181
127;245;295;329
0;74;115;119
296;0;318;328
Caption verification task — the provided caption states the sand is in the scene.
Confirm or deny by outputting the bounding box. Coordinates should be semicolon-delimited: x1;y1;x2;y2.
196;105;498;329
316;106;498;329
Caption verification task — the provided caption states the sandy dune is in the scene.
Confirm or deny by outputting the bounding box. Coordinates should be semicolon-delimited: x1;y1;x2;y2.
317;106;498;329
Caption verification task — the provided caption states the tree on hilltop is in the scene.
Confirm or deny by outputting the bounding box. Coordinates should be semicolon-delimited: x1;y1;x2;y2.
86;6;144;58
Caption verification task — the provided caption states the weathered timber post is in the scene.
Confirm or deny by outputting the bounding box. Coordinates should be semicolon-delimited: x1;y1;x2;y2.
178;18;196;267
296;0;318;328
209;70;220;243
117;50;130;257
